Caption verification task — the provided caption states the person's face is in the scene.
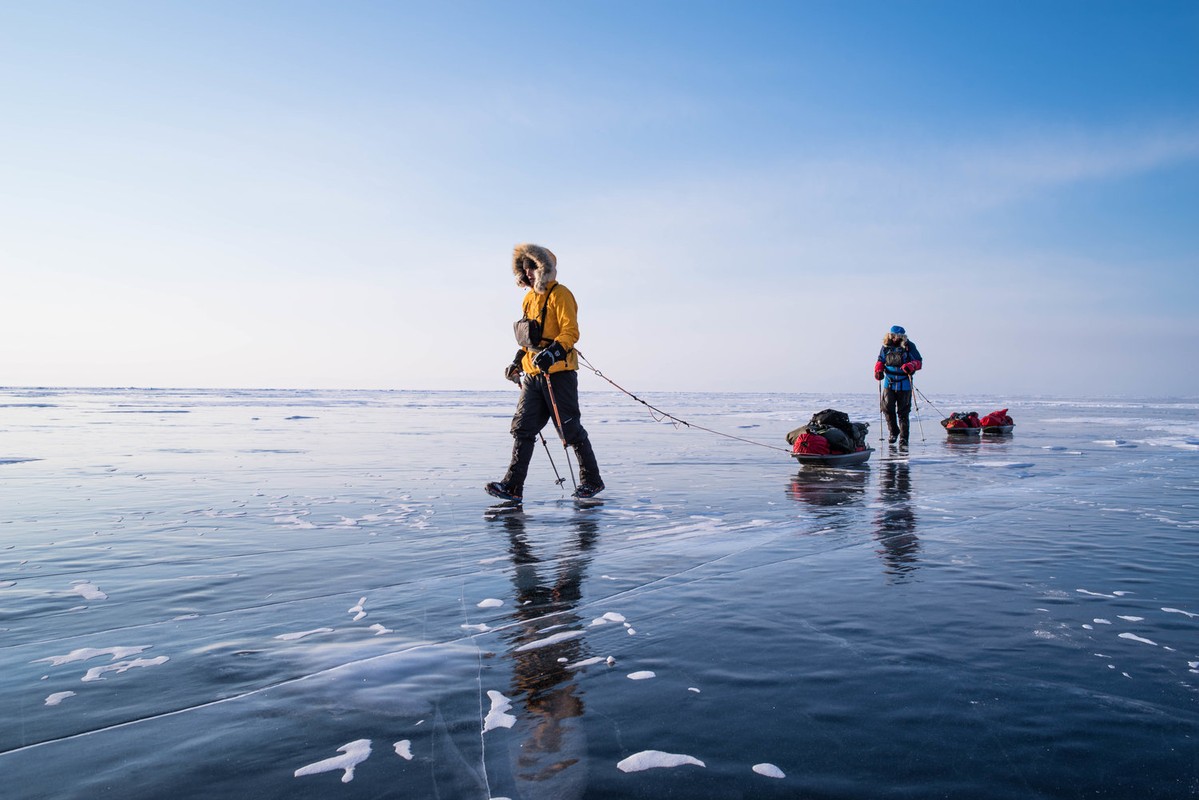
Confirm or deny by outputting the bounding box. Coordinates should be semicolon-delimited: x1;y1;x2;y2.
523;265;537;284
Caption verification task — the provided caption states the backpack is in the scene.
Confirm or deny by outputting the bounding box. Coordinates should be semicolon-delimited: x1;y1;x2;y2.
851;422;870;449
808;409;855;443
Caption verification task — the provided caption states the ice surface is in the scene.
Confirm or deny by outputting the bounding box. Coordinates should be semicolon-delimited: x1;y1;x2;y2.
1;389;1196;799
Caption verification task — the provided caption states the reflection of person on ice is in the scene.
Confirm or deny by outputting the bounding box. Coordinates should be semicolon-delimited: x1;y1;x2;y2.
874;325;923;446
486;244;604;504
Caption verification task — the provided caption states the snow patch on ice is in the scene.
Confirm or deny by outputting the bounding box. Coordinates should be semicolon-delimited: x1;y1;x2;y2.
35;645;150;666
972;461;1035;469
514;630;585;652
477;598;503;609
72;582;107;601
753;763;785;778
45;691;76;706
368;624;392;636
1093;619;1112;625
393;740;413;760
82;655;169;682
276;628;334;641
348;597;366;621
1117;616;1144;622
295;739;371;783
627;671;656;680
461;623;492;633
567;656;606;669
1118;633;1157;646
1077;589;1117;599
617;750;705;772
483;690;516;732
1162;607;1198;618
590;612;627;626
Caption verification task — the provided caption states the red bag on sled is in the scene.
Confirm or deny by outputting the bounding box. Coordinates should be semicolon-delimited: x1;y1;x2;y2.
792;433;831;455
979;409;1013;427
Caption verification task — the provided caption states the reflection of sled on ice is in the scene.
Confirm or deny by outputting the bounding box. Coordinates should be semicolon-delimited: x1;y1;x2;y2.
792;448;874;467
982;424;1014;434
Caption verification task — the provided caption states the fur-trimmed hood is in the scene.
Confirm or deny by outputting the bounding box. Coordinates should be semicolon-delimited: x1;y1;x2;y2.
512;243;558;294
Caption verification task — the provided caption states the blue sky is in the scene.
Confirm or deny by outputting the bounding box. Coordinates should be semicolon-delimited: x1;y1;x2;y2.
1;1;1196;397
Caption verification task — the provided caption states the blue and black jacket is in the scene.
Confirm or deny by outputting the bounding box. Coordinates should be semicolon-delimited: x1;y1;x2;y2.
877;340;923;391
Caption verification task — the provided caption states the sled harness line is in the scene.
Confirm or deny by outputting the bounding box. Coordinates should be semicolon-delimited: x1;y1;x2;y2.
575;350;791;455
913;384;946;420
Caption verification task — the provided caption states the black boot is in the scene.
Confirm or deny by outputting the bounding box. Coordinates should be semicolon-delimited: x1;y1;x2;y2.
489;438;534;502
571;438;605;498
485;481;523;503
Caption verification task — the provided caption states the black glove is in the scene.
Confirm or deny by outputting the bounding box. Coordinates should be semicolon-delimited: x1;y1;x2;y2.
504;349;524;384
533;342;567;372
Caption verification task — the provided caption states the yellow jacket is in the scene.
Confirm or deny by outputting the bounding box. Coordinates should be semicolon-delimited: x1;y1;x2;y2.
520;280;580;375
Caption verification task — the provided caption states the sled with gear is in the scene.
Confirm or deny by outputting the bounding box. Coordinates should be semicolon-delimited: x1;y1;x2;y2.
786;408;874;466
941;411;982;436
979;408;1015;434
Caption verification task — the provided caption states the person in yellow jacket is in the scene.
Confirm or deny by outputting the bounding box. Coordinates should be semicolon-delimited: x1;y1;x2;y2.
486;243;605;503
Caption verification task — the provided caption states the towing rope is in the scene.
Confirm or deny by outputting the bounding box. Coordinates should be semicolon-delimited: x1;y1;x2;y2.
913;384;947;420
575;350;791;455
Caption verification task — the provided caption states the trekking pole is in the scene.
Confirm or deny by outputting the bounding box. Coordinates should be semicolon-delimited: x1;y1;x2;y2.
911;373;926;443
877;380;886;442
542;372;578;491
538;432;567;486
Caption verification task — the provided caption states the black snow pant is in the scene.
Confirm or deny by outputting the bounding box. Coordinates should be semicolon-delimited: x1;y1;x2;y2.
502;370;601;494
881;387;913;443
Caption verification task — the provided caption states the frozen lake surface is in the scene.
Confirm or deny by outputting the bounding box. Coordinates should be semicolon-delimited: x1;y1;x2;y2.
1;387;1197;799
